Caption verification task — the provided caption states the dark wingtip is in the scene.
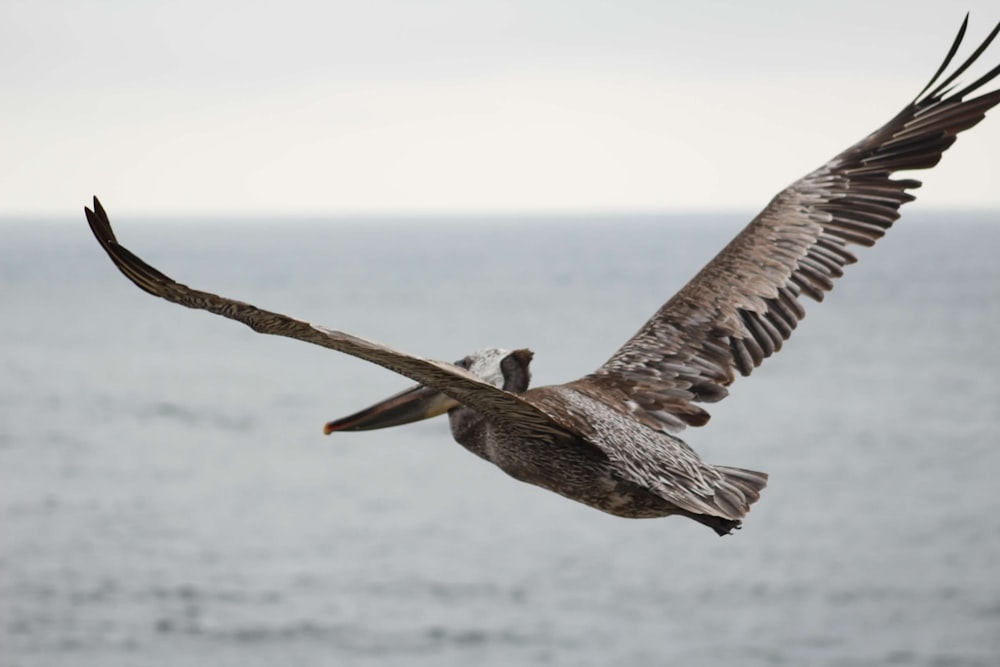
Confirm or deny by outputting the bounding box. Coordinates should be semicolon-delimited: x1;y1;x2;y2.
90;197;106;224
921;14;1000;103
84;195;117;245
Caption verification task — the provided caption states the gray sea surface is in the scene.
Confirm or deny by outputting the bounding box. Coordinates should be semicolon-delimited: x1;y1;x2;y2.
1;211;999;666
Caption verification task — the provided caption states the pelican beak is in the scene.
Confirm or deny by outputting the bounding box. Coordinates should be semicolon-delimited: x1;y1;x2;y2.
323;384;460;434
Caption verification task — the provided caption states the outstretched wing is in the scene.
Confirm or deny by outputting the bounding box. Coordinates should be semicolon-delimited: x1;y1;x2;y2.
571;16;1000;434
85;198;574;442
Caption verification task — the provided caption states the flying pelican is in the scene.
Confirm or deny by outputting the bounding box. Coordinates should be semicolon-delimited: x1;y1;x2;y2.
86;18;1000;535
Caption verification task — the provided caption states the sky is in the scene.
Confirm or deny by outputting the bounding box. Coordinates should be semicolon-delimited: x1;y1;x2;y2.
3;0;999;216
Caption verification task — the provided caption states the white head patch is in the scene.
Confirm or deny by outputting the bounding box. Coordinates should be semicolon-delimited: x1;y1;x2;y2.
465;347;511;389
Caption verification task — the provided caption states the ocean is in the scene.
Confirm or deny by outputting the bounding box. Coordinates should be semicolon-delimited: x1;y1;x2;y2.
1;211;998;666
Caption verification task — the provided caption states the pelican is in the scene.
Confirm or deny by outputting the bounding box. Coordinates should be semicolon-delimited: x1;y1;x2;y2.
86;18;1000;535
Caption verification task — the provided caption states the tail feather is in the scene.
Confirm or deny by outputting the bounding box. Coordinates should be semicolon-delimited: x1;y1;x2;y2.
715;465;768;512
683;465;768;536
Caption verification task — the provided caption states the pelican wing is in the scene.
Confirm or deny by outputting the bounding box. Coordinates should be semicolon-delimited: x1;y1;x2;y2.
85;199;574;442
575;17;1000;433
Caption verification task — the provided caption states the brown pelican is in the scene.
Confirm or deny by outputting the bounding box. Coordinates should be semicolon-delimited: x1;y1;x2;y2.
86;18;1000;536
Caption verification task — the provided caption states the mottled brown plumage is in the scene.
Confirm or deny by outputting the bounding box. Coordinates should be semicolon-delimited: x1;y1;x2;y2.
86;18;999;535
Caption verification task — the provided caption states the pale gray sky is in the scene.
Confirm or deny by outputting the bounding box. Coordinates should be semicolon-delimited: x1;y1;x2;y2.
3;0;999;216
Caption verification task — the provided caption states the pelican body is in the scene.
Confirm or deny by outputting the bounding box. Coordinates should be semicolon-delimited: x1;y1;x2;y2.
324;348;766;535
85;18;1000;535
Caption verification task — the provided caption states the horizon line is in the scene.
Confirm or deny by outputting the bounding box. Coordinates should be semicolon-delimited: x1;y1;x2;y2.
4;204;999;223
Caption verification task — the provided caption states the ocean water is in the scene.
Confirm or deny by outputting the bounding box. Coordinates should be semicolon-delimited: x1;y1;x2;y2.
1;211;999;666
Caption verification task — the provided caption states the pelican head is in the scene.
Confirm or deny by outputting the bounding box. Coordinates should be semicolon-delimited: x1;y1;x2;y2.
323;347;533;434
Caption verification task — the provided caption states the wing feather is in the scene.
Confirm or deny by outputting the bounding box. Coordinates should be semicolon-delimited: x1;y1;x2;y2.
576;17;1000;433
85;198;574;442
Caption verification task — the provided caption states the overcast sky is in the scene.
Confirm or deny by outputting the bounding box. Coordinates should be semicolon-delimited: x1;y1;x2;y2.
3;0;999;216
